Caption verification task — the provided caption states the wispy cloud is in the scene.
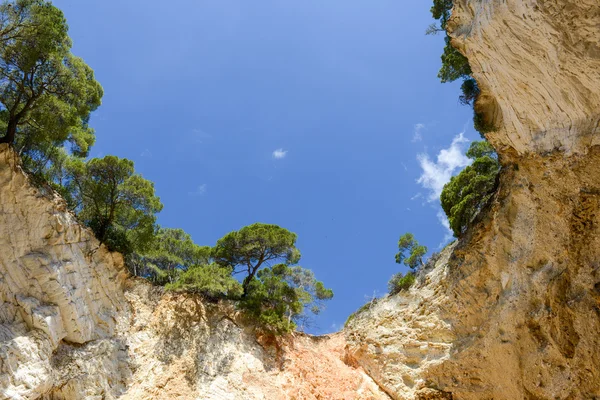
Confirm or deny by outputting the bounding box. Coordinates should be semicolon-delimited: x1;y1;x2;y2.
272;148;288;159
189;184;207;196
191;128;212;143
417;132;471;202
412;123;425;142
140;148;152;158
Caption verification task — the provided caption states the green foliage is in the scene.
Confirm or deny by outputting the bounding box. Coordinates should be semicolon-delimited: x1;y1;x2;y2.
395;233;427;270
240;263;333;334
438;36;471;83
65;155;163;254
212;223;301;296
430;0;453;29
166;263;243;300
0;0;103;153
129;227;211;284
429;0;494;136
459;78;480;106
388;272;416;295
440;141;500;237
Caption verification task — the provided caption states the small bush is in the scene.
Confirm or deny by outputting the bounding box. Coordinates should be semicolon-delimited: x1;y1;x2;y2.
388;272;416;295
165;263;243;300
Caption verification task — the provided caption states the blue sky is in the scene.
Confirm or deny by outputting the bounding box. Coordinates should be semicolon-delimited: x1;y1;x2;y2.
53;0;475;334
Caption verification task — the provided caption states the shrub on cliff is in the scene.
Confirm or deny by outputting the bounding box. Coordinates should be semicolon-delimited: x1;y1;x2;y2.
388;272;416;295
395;233;427;270
429;0;494;137
440;141;500;236
165;263;243;300
127;227;211;284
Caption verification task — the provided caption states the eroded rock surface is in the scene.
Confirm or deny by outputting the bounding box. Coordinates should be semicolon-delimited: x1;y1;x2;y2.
0;144;388;400
346;1;600;399
0;144;131;399
450;0;600;155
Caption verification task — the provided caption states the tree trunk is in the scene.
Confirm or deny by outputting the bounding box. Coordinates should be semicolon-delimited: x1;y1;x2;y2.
242;267;259;298
0;119;17;144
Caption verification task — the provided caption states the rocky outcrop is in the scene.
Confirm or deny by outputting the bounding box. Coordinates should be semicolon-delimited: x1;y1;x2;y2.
449;0;600;156
0;144;131;399
0;144;388;400
346;1;600;399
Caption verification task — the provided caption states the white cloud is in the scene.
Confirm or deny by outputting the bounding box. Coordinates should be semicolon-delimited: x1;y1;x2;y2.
272;148;288;159
417;132;471;202
410;193;423;201
437;210;455;246
412;123;425;142
189;184;207;196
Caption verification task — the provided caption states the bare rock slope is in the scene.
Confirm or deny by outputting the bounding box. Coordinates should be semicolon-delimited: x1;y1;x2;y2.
0;144;389;400
346;1;600;399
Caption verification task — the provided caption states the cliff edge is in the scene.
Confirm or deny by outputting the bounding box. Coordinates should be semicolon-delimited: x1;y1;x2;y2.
0;144;389;399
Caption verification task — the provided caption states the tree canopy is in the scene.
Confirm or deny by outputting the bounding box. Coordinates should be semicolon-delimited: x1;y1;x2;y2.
0;0;102;153
440;141;500;237
241;263;334;333
65;155;163;255
207;223;333;333
212;223;301;296
128;227;211;284
395;233;427;270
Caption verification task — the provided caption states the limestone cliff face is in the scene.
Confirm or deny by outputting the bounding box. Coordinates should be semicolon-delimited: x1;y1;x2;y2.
450;0;600;156
0;145;131;399
0;144;388;400
3;1;600;398
346;1;600;399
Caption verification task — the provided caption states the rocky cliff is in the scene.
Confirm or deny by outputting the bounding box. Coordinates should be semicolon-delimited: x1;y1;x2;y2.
2;0;600;399
346;1;600;399
0;144;389;400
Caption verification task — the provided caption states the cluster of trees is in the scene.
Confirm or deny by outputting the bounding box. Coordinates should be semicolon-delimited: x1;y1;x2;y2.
169;223;334;334
0;0;332;335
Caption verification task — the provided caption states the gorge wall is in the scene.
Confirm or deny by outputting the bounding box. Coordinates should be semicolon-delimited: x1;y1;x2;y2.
1;0;600;399
0;144;389;400
345;0;600;399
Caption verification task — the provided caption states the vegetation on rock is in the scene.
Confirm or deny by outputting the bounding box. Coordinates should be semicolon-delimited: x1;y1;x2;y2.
395;233;427;270
212;223;301;297
64;155;163;255
440;141;500;236
429;0;491;136
388;272;416;295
